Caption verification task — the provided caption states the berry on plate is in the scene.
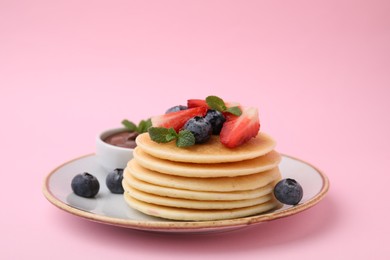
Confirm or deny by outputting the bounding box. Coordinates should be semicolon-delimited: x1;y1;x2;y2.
151;106;207;132
219;107;260;148
106;168;124;194
273;178;303;205
71;172;100;198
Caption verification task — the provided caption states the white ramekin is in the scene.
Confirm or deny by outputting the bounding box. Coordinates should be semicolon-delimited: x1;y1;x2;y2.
95;128;134;171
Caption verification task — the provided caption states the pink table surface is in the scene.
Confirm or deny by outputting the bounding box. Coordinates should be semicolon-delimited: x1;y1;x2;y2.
1;0;389;259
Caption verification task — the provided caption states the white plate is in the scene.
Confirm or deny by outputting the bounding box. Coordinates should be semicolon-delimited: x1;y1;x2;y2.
43;154;329;233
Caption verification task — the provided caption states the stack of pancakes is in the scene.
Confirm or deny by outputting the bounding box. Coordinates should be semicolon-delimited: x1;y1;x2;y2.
122;132;282;221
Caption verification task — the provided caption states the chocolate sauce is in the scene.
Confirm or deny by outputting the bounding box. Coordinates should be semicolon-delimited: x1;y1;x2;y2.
103;131;139;149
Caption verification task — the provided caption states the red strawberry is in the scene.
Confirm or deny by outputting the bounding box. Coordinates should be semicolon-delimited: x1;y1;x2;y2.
223;112;239;122
151;106;208;132
187;99;242;110
187;99;208;108
219;107;260;148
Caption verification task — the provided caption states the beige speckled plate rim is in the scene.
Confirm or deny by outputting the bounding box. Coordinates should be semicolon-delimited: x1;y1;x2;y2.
42;153;329;232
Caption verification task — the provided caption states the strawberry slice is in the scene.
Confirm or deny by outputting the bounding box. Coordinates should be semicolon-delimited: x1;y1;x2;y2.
223;112;239;122
187;99;208;108
219;107;260;148
187;99;241;110
151;106;208;132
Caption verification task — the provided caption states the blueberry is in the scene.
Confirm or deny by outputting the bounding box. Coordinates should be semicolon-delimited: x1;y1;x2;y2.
165;105;188;114
106;168;124;194
183;116;212;143
273;178;303;205
71;172;100;198
204;109;226;134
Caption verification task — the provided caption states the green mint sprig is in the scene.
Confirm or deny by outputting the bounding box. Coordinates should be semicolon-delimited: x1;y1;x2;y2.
205;95;242;116
121;118;152;133
148;127;195;147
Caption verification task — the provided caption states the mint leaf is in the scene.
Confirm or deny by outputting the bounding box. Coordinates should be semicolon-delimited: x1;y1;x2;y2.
148;127;176;143
122;119;138;132
165;128;178;142
205;95;242;116
226;106;242;116
148;127;195;147
176;130;195;147
138;118;152;133
206;95;227;112
122;118;152;133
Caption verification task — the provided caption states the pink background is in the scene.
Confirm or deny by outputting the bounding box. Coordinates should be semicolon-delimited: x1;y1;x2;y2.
1;0;389;259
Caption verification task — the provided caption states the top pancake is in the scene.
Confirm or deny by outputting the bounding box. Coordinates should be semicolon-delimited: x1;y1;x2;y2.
135;132;276;163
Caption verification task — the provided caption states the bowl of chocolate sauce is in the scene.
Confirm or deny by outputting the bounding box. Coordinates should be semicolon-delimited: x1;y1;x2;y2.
96;128;138;171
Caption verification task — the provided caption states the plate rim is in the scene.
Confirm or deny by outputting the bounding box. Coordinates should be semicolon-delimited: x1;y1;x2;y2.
42;153;329;232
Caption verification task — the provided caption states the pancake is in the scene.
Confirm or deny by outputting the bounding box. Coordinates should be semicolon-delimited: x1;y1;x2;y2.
123;172;277;201
127;160;281;191
124;193;281;221
133;147;281;177
124;184;274;209
135;132;276;163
